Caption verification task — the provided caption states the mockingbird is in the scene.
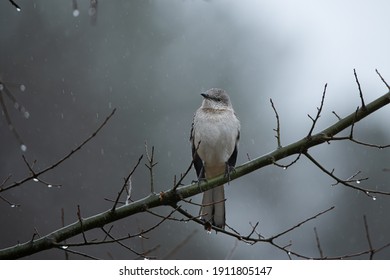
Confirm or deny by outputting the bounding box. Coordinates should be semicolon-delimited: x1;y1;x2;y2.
190;88;240;230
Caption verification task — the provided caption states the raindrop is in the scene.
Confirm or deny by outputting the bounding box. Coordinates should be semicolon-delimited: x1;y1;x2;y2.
356;180;361;184
372;196;377;201
20;144;27;152
20;84;26;91
287;251;291;255
47;184;53;188
73;9;80;17
16;7;21;12
61;245;69;249
283;167;287;170
33;178;39;182
24;111;30;119
108;102;112;109
14;102;20;110
10;204;18;208
100;148;104;156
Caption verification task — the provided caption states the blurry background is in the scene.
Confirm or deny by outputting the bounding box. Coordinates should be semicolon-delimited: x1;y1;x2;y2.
1;0;390;259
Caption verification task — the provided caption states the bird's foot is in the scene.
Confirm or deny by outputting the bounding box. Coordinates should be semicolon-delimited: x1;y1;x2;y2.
224;163;236;184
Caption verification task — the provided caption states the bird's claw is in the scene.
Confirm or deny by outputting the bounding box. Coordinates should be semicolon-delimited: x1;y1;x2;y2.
224;163;236;184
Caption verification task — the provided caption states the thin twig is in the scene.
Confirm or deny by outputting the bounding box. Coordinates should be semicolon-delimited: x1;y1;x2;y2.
21;155;61;188
0;194;20;207
332;111;342;121
0;87;25;147
246;222;263;239
58;247;99;260
375;69;390;90
354;69;366;109
77;205;87;243
111;154;143;211
145;142;157;193
307;84;327;137
270;206;335;240
1;109;117;193
314;227;324;258
8;0;21;11
101;227;153;258
363;215;374;260
304;152;390;196
61;208;69;260
273;153;302;169
270;98;282;149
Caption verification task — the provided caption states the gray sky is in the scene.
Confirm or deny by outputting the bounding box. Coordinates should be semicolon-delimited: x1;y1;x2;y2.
0;0;389;259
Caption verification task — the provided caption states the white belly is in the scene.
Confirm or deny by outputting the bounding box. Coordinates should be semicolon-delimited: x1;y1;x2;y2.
193;109;239;168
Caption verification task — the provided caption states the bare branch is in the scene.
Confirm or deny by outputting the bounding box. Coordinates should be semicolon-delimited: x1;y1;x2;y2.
375;69;390;90
326;107;390;149
61;208;69;260
1;82;390;259
21;155;61;188
58;247;99;260
273;153;302;169
314;227;324;258
172;157;194;191
0;84;26;148
304;152;389;196
363;215;374;260
8;0;21;11
0;194;20;208
1;108;116;193
307;83;327;137
332;110;342;121
145;142;157;193
354;69;366;109
270;98;282;149
101;227;155;258
111;154;143;211
269;206;335;241
77;205;87;243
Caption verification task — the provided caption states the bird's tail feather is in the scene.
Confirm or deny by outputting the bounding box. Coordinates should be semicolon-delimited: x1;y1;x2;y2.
200;185;225;229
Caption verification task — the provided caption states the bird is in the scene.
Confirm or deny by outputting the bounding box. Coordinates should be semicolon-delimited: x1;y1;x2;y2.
190;88;240;230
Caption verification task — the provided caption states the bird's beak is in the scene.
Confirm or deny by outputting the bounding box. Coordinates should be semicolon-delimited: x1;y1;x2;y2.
201;93;209;99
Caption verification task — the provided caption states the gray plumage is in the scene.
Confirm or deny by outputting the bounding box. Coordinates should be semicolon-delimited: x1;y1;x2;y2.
190;88;240;229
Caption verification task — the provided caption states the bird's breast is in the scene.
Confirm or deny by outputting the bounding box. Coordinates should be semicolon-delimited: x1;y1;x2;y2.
193;110;239;167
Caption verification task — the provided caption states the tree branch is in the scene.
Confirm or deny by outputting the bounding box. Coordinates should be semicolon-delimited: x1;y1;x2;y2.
1;88;389;259
0;108;116;193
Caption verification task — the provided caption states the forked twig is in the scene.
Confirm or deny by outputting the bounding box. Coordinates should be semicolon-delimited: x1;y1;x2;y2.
112;154;143;211
307;84;327;137
1;109;116;193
